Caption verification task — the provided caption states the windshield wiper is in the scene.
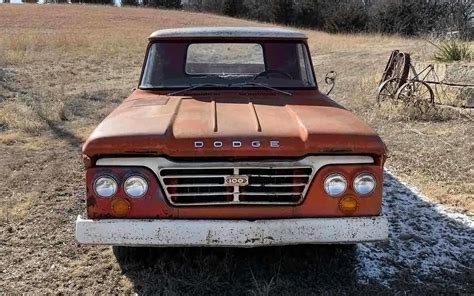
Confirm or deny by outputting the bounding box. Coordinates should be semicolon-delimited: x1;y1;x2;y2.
231;82;292;96
167;82;293;96
167;83;229;96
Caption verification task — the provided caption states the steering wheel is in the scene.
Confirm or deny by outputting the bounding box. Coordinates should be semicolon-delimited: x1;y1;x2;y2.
254;69;293;80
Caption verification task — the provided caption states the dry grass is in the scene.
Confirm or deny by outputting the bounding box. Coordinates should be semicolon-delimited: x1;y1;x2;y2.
376;101;460;122
0;4;473;294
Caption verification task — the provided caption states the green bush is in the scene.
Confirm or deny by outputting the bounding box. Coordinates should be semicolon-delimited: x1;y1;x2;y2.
434;40;473;62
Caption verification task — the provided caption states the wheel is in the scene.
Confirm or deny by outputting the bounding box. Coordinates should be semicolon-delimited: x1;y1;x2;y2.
391;52;411;88
113;246;152;263
379;50;399;85
376;78;400;105
396;81;435;112
113;246;135;263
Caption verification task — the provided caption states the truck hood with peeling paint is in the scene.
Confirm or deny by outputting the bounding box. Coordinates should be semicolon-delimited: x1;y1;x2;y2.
82;89;386;159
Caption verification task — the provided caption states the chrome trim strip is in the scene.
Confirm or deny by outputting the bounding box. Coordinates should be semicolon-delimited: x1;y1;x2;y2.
246;174;310;178
247;183;307;187
162;175;228;179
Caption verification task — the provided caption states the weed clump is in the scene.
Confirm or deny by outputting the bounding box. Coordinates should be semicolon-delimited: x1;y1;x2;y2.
376;101;459;122
0;102;48;134
434;40;472;62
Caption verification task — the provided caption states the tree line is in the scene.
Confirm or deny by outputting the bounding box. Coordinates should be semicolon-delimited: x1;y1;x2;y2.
185;0;473;39
39;0;473;39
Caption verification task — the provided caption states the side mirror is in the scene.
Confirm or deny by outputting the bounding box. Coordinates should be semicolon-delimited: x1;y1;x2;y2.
324;71;337;95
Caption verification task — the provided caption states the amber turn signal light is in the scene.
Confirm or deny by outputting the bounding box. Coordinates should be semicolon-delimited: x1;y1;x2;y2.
339;196;358;213
111;198;131;217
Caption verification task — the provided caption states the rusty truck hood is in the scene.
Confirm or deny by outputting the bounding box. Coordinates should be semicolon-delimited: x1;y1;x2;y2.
83;89;386;160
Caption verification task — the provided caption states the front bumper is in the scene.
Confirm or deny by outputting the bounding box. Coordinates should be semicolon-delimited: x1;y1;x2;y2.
75;215;388;247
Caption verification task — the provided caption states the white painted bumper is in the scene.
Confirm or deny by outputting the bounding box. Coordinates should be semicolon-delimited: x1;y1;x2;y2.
75;215;388;247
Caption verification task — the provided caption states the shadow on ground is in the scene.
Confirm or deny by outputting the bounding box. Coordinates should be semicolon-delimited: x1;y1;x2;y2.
115;244;365;295
47;121;84;148
114;172;473;295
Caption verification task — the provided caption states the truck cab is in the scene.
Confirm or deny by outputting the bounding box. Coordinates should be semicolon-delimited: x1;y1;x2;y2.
76;27;388;247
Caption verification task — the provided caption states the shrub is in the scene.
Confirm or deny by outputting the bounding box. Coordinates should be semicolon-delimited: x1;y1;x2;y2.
242;0;273;22
223;0;245;17
369;0;422;35
121;0;139;6
434;40;473;62
323;0;368;33
294;0;323;28
442;0;474;40
146;0;182;8
184;0;223;12
74;0;115;4
273;0;295;25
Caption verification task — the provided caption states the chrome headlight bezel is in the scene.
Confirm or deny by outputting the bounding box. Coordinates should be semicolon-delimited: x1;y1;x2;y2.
93;175;118;198
324;173;347;197
353;173;376;196
124;175;149;198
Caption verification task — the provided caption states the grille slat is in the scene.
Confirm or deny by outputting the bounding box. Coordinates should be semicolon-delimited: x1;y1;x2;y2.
247;183;307;187
167;184;229;188
170;192;234;197
159;164;314;206
239;192;301;196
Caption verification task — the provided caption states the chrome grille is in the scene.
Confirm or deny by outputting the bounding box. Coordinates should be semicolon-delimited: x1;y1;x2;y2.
159;166;314;206
96;156;374;206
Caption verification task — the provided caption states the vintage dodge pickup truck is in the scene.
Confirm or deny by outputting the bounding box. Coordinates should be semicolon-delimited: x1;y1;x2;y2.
76;27;388;249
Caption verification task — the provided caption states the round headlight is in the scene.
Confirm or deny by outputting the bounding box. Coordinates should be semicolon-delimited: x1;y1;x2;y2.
94;176;118;198
324;174;347;197
124;176;148;198
354;173;376;195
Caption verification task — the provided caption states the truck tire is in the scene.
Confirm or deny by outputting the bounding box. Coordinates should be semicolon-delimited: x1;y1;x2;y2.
113;246;169;264
112;246;143;263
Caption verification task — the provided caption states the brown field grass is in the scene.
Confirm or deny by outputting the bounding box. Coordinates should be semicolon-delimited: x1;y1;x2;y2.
0;4;473;294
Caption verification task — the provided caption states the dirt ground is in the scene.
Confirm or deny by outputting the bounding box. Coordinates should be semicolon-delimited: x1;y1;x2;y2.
0;4;473;295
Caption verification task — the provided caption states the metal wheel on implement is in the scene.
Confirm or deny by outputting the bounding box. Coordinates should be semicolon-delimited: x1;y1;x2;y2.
376;78;401;105
396;81;435;112
377;51;411;105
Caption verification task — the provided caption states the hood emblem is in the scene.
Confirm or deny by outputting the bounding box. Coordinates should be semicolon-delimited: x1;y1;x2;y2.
225;175;249;186
194;140;280;149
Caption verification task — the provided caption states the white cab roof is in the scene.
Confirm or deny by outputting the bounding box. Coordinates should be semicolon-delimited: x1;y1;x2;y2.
149;27;307;40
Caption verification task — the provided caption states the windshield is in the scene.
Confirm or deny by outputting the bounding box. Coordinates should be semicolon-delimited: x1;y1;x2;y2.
140;41;316;89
